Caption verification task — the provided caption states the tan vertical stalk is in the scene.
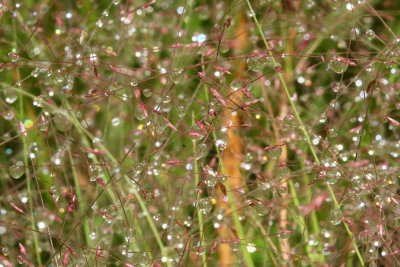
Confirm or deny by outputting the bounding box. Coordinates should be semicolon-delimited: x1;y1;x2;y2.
277;27;296;267
216;12;248;267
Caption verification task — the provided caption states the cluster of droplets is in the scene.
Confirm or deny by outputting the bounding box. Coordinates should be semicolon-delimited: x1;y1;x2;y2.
1;0;400;266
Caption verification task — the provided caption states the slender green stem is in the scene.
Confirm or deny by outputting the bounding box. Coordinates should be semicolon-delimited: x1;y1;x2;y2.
13;12;42;261
65;103;171;266
15;76;42;266
68;149;91;248
22;139;43;265
192;113;207;267
9;87;169;266
245;1;364;265
212;132;255;267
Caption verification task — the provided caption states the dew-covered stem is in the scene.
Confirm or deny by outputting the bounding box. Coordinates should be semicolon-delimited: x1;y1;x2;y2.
212;131;255;267
245;0;364;265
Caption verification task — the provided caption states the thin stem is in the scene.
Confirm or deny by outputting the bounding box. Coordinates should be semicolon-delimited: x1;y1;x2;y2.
245;0;364;265
22;139;43;265
66;104;171;266
68;149;91;248
10;87;170;266
212;132;255;267
13;13;42;261
192;113;207;267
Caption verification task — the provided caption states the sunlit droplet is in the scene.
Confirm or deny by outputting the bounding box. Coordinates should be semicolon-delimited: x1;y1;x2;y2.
330;206;342;225
9;161;25;179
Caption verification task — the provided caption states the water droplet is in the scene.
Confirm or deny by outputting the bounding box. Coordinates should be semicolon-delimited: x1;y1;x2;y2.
351;175;363;191
266;147;282;159
255;201;269;216
54;113;70;132
275;165;290;178
170;224;184;238
277;186;288;194
204;166;218;187
170;69;184;84
229;239;241;251
31;68;40;78
96;19;103;28
330;206;342;225
216;139;226;150
258;181;271;191
193;143;207;160
279;230;291;240
326;171;341;184
2;111;14;120
365;29;375;40
142;88;152;97
38;120;49;132
49;186;60;202
132;252;150;265
328;50;348;74
16;255;25;264
247;55;271;71
8;52;18;62
230;78;251;91
9;161;24;179
111;117;120;126
134;105;147;121
1;247;10;256
177;105;186;118
89;232;97;240
199;197;212;214
125;227;137;243
4;89;18;104
88;164;101;182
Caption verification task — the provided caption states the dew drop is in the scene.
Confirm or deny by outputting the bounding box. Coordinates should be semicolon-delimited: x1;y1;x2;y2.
2;111;14;120
9;161;25;179
176;105;186;118
247;55;271;71
170;69;184;84
277;186;288;194
1;247;10;256
31;68;40;78
111;117;120;126
255;201;269;216
279;230;291;240
216;139;226;150
204;166;218;187
328;50;348;74
219;174;227;182
170;224;184;238
54;113;70;132
8;52;18;62
142;88;152;97
88;164;101;182
266;147;282;159
275;165;290;179
132;252;150;265
330;206;342;225
4;89;18;104
16;256;25;264
199;197;212;214
351;175;363;191
229;239;241;251
89;232;97;240
230;78;251;91
134;105;147;121
326;171;341;185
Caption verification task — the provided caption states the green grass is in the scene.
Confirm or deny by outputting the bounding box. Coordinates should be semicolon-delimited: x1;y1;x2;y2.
1;0;400;266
